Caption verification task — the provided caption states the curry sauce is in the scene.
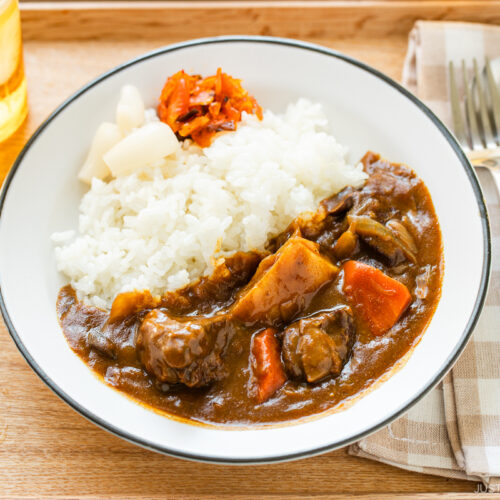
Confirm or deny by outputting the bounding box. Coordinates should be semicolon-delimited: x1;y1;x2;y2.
58;152;443;425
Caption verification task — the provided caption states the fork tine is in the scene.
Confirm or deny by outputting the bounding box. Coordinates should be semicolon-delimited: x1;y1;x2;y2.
486;57;500;142
462;60;483;149
473;58;494;146
449;61;468;147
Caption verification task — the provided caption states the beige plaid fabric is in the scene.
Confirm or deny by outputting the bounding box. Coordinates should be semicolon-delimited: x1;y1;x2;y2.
349;21;500;491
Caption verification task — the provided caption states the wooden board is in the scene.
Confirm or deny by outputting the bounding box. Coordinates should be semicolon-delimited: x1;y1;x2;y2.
17;1;500;41
1;2;499;498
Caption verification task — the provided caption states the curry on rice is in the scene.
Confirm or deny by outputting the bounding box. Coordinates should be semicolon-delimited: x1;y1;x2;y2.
57;150;443;425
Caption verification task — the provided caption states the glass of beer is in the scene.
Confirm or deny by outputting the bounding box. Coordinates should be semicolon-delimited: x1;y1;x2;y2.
0;0;27;143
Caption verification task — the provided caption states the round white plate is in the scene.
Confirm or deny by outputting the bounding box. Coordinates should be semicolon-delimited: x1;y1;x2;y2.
0;36;491;463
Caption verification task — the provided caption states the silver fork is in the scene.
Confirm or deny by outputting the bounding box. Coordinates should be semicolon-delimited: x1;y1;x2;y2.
449;58;500;193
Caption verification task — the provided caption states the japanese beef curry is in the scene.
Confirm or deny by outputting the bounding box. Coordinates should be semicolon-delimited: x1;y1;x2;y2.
58;152;443;425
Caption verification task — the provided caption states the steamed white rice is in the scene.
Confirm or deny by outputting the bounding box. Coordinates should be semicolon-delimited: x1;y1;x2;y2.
52;99;367;308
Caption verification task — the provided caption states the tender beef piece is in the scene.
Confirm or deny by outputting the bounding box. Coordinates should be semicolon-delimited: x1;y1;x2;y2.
323;153;421;263
137;309;233;387
84;253;262;363
267;190;355;253
321;153;416;226
87;329;117;358
57;285;110;355
282;307;355;383
267;153;419;262
74;290;157;363
161;251;263;315
357;152;418;214
320;187;355;216
232;237;339;326
58;286;144;364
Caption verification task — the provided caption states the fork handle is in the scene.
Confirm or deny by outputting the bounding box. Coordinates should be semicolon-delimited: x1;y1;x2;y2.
471;157;500;169
468;147;500;165
472;162;500;199
482;166;500;200
467;150;500;199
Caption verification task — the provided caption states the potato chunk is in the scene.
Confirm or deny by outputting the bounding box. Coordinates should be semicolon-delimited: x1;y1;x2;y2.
232;237;339;326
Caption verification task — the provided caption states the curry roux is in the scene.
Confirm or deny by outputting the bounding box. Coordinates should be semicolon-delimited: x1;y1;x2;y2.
57;152;443;425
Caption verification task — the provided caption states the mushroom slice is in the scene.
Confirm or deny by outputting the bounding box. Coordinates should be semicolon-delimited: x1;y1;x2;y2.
347;215;417;265
386;219;418;254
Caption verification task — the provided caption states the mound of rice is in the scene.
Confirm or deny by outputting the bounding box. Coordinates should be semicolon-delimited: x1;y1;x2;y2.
52;99;367;308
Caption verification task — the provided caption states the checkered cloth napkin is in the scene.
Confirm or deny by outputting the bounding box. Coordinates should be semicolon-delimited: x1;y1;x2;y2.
348;21;500;491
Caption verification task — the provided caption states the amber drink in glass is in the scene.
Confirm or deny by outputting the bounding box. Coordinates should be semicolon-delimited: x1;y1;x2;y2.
0;0;27;143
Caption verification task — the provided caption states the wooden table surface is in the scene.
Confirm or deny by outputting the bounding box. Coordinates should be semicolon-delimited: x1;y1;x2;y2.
1;2;500;498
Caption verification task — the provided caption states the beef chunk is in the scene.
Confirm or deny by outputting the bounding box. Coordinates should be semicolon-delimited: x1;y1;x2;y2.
282;307;355;383
320;187;355;216
359;152;418;214
137;309;233;387
231;236;339;326
268;189;356;253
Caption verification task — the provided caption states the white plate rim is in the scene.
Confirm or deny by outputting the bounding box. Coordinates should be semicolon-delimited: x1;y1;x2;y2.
0;35;492;464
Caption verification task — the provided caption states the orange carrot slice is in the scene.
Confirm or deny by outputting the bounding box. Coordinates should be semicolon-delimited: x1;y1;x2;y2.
251;328;287;403
342;260;412;336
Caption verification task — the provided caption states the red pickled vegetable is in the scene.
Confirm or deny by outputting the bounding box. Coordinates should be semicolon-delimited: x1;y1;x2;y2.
158;69;262;147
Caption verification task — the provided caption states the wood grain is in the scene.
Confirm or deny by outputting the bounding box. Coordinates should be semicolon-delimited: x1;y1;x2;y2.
18;1;500;41
0;2;495;498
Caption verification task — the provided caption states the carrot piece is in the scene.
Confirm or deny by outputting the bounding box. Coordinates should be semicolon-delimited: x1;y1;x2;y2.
251;328;287;403
342;260;412;336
